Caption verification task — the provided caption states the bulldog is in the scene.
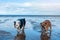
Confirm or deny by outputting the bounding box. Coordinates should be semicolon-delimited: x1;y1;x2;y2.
14;18;26;33
40;20;52;33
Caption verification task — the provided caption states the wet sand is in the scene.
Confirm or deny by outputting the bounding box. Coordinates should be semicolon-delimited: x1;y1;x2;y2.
0;27;60;40
0;17;60;40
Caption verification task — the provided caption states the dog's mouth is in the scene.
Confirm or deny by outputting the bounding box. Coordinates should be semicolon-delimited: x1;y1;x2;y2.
42;26;45;29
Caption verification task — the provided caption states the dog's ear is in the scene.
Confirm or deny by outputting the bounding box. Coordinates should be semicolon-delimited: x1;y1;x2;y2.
14;21;16;28
14;21;16;25
40;23;42;25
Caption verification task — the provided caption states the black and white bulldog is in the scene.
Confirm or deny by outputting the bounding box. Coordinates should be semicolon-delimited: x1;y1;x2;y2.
14;18;26;33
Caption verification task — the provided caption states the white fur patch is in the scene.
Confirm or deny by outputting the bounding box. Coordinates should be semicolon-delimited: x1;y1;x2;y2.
15;20;20;28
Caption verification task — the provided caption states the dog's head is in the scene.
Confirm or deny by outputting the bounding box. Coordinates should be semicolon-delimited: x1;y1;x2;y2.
40;22;46;26
40;22;47;29
14;20;20;28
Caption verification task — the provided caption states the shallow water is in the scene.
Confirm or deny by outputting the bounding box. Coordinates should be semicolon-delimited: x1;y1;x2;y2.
0;16;60;40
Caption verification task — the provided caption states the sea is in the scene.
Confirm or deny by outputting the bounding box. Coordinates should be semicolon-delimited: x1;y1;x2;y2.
0;15;60;40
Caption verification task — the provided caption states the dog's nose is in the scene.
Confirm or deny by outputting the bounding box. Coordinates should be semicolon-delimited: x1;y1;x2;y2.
16;25;18;26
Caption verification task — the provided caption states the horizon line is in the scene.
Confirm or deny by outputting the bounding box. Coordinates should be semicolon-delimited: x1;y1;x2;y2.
0;15;60;17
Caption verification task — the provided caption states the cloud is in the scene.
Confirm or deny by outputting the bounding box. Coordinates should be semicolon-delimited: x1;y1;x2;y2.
0;2;60;15
31;2;60;9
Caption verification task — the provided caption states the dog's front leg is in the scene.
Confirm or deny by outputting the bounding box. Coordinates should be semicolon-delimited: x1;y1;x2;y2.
45;26;48;33
17;27;20;34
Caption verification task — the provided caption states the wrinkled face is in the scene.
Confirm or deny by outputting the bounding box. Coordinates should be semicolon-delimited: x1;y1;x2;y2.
14;20;20;28
40;22;46;27
40;22;47;30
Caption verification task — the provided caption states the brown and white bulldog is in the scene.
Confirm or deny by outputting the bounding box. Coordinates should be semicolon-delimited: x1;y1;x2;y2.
14;18;26;33
40;20;52;33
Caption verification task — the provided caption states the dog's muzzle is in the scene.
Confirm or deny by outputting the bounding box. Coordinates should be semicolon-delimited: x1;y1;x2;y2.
14;20;20;29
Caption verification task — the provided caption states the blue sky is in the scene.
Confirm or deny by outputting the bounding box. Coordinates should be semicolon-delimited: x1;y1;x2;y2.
0;0;60;15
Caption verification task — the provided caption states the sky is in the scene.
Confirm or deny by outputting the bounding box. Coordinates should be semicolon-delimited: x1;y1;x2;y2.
0;0;60;15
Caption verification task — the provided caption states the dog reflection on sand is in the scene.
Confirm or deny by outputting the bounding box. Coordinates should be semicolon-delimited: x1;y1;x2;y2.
14;31;26;40
40;31;51;40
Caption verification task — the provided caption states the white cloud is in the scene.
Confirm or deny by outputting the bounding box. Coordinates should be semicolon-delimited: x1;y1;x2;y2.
0;2;60;15
30;3;60;9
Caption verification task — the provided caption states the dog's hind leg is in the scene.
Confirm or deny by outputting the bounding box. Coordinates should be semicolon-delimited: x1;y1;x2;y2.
22;25;24;33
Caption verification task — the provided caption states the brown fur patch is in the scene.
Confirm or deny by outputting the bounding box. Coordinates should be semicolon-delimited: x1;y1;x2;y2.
40;20;52;33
